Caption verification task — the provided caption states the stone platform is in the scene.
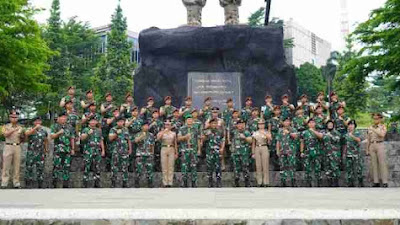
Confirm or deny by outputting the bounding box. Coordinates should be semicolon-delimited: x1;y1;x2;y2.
0;188;399;224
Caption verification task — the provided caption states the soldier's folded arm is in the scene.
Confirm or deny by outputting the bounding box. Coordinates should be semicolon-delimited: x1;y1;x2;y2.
109;133;117;141
59;97;66;108
372;126;387;138
3;126;17;137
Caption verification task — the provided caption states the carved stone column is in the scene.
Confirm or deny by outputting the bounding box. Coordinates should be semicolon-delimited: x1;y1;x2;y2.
219;0;242;25
182;0;207;26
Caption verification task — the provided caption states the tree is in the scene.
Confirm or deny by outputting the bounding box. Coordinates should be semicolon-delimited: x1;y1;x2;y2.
0;0;53;114
94;3;135;104
296;63;325;100
333;38;368;117
247;7;294;48
346;0;400;119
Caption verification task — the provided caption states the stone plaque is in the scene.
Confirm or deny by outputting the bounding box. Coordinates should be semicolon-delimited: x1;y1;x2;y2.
188;72;242;109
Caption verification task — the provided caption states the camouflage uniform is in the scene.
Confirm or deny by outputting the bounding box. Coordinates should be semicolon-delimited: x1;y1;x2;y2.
81;99;96;114
135;131;155;184
81;111;101;129
261;105;274;123
323;129;341;184
121;103;136;119
109;126;131;183
127;117;143;170
301;104;312;118
178;125;200;186
313;115;326;132
67;111;80;137
269;116;281;170
222;108;234;127
329;101;341;120
82;127;103;182
142;106;158;123
344;130;364;186
51;123;74;182
277;128;297;186
149;119;163;172
280;105;293;120
240;107;252;123
201;106;212;123
247;117;261;134
62;95;80;113
292;116;307;170
302;129;322;185
25;127;48;183
203;128;225;187
160;105;176;120
230;129;252;186
179;106;195;120
171;117;183;133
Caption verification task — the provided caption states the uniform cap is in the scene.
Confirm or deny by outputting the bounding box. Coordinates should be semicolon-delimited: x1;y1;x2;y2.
245;97;252;102
164;96;172;101
226;98;233;103
204;96;212;102
185;96;192;101
147;96;154;102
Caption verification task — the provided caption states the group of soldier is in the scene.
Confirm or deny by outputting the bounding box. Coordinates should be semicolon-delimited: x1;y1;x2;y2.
1;86;389;189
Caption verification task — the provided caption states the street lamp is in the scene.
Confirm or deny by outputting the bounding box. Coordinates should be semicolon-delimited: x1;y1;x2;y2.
264;0;272;26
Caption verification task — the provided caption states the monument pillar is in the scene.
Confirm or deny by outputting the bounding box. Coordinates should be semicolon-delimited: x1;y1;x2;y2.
219;0;242;25
182;0;207;26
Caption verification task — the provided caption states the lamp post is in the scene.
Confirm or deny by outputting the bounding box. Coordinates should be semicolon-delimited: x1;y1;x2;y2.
264;0;272;26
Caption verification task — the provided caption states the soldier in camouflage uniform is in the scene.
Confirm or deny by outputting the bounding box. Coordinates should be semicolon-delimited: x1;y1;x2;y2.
80;117;105;188
60;86;80;113
160;96;177;121
104;108;120;171
205;107;226;170
134;122;155;188
261;95;274;123
179;96;195;119
276;117;298;187
202;118;225;187
149;109;164;172
323;120;341;187
171;108;183;133
292;107;307;171
313;105;327;132
300;118;324;187
81;102;101;129
81;89;96;114
192;109;203;135
241;97;253;123
268;106;281;170
230;120;252;187
24;116;48;188
314;92;329;115
120;92;136;119
65;100;80;139
222;98;235;128
140;97;158;123
200;97;213;123
329;92;346;120
109;117;132;188
334;105;350;170
178;115;201;187
101;92;115;171
50;112;75;188
298;94;312;118
247;107;261;134
126;107;142;172
280;94;295;121
344;120;364;187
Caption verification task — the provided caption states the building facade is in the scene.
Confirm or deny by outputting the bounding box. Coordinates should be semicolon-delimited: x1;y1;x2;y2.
94;25;140;63
283;19;332;68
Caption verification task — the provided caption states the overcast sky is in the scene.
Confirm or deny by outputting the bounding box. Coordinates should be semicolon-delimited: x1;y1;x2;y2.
30;0;386;51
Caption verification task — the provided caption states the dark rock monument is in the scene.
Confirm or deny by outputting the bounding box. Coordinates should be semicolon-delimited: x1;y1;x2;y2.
134;25;296;108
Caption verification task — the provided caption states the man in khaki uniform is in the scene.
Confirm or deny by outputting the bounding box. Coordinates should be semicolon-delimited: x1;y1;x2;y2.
367;113;388;187
1;111;24;189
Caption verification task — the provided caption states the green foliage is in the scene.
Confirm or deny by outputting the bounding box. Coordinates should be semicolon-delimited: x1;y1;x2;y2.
367;76;400;119
247;7;294;49
353;112;373;129
333;38;368;117
296;63;325;100
0;0;54;109
94;3;135;104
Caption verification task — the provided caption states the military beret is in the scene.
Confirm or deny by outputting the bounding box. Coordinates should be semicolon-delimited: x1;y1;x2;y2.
204;96;212;102
307;118;315;123
164;96;172;101
172;108;179;113
317;92;325;97
237;119;245;124
105;92;112;97
116;116;125;121
233;110;239;113
283;117;291;121
258;119;266;124
281;94;289;99
226;98;233;103
251;107;259;112
112;107;119;112
273;106;281;110
209;118;218;123
211;107;220;112
59;112;67;117
33;116;42;121
325;120;335;126
191;109;198;114
86;89;93;94
185;96;192;101
265;95;272;99
299;94;308;99
330;91;337;97
348;120;357;127
152;109;159;114
372;113;383;118
315;104;323;110
147;96;154;102
245;97;252;102
67;86;75;90
88;102;96;107
184;114;193;120
296;106;304;111
132;106;138;111
336;105;345;110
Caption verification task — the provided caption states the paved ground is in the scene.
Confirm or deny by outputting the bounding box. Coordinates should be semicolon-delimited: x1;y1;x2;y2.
0;188;400;220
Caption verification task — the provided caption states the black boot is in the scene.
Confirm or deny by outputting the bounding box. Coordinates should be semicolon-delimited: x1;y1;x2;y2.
382;183;388;188
25;179;32;189
53;179;58;188
307;181;312;187
63;180;69;188
192;181;197;188
281;181;287;187
122;181;128;188
148;180;153;188
38;181;44;189
291;180;297;187
333;179;339;187
134;178;140;188
234;178;240;187
244;179;250;187
94;180;101;188
359;180;364;187
83;180;88;188
216;178;222;188
183;180;188;188
372;183;380;187
111;179;116;188
317;180;322;187
208;178;214;188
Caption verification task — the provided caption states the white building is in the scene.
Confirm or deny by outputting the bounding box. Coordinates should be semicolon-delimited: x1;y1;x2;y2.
283;19;332;68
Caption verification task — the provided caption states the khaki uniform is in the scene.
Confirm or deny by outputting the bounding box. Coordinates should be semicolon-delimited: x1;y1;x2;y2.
252;130;270;186
1;124;23;187
367;124;388;184
160;131;176;186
